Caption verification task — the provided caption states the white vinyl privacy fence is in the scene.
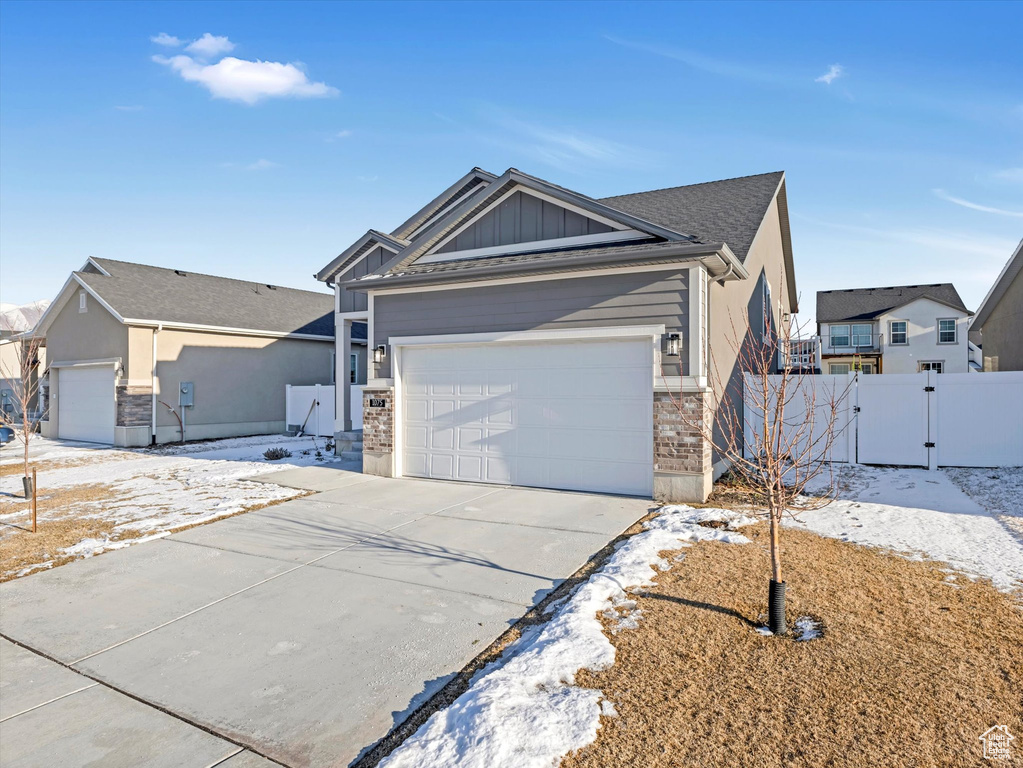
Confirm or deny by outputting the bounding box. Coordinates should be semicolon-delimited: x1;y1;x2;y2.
744;371;1023;469
286;384;365;437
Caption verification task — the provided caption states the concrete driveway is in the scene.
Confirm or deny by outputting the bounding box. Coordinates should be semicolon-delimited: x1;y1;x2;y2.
0;467;651;767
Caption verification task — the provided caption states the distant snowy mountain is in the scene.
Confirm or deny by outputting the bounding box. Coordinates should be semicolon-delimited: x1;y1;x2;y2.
0;300;50;333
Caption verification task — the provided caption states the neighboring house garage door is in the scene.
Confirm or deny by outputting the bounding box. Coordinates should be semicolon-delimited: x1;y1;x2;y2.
58;366;116;444
401;337;653;496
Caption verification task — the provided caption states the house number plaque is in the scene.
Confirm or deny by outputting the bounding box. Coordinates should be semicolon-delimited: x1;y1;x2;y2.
368;398;386;408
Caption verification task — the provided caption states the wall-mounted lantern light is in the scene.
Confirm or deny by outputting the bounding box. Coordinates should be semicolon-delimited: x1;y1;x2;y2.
373;345;386;364
665;332;682;357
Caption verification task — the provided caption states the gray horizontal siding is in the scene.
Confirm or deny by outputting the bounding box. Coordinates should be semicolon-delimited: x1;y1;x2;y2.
338;246;392;313
436;191;613;254
372;270;689;377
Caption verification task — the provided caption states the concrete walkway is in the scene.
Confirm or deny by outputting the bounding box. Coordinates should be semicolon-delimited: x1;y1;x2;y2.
0;468;651;767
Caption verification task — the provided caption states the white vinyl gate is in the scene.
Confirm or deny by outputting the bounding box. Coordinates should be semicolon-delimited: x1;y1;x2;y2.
745;371;1023;469
856;374;929;467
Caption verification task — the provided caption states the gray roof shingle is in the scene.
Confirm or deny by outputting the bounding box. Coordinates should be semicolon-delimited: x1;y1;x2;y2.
816;283;970;323
599;171;784;263
78;259;335;338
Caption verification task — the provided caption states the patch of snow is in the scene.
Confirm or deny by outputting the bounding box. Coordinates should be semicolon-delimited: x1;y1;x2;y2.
792;616;823;642
754;626;773;637
599;700;618;718
1;434;360;578
795;465;1023;593
59;531;170;559
944;466;1023;543
378;506;753;768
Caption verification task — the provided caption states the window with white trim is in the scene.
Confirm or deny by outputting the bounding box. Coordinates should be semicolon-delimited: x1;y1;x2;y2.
889;320;908;345
919;361;943;373
937;319;957;344
858;362;875;374
829;363;851;374
349;353;358;384
79;292;87;313
830;324;850;347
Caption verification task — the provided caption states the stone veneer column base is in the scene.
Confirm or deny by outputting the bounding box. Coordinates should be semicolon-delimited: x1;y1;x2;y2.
361;385;395;478
653;389;713;503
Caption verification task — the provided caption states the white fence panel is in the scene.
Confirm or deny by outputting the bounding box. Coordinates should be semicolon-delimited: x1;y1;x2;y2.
350;385;364;431
856;373;929;467
285;384;335;438
936;372;1023;467
743;374;854;464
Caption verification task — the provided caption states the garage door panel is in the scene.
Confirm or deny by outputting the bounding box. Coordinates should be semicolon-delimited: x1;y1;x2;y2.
454;455;481;481
58;366;116;444
402;337;653;496
405;426;428;450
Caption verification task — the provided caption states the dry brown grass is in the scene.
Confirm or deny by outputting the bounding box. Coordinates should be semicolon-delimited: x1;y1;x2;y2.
0;483;124;580
560;524;1023;768
0;483;313;582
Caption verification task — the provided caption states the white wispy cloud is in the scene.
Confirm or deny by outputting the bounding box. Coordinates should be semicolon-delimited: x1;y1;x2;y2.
933;189;1023;218
992;167;1023;184
151;32;182;47
185;33;235;60
153;53;338;105
328;129;353;141
604;35;779;84
815;64;845;85
115;105;144;112
221;159;280;171
490;114;647;172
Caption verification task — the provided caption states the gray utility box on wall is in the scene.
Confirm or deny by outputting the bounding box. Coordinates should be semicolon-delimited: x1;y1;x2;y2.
179;382;194;408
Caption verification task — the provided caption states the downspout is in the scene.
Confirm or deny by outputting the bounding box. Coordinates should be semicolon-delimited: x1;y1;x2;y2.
151;324;162;445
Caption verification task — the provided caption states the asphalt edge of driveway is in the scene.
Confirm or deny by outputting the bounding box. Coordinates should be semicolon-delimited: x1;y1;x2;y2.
0;632;289;767
350;505;660;768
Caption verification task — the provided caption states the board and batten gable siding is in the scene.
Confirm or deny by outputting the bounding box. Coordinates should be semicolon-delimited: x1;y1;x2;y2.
336;245;394;313
435;191;614;255
371;270;689;378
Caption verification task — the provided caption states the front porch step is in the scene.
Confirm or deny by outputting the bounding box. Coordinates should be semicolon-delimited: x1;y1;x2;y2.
334;429;363;459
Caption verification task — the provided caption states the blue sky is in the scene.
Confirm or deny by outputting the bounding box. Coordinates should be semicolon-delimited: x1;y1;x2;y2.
1;0;1020;323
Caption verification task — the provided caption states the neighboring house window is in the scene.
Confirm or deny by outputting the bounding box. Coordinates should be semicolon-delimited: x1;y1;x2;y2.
830;325;850;347
919;361;943;373
829;363;851;374
350;353;358;384
78;292;87;313
889;321;908;345
859;362;875;374
851;324;873;347
330;352;336;384
937;319;957;344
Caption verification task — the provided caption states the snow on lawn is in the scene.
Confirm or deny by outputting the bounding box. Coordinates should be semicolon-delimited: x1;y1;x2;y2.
795;465;1023;593
0;435;357;575
944;466;1023;543
379;506;755;768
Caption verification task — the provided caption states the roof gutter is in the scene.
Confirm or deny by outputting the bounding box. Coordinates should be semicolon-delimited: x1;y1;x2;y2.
343;242;746;293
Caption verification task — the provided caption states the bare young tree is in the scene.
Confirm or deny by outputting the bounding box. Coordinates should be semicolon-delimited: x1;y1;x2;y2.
0;334;47;499
666;299;851;634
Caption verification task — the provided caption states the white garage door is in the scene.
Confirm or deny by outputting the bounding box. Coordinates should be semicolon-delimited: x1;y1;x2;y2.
58;366;116;444
401;337;653;496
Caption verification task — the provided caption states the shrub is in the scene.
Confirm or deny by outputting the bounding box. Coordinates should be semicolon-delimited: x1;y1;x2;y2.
263;447;292;461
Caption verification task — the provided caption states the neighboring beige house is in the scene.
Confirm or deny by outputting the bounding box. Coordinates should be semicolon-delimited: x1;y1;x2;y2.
32;258;339;446
0;335;46;421
317;167;797;502
972;238;1023;372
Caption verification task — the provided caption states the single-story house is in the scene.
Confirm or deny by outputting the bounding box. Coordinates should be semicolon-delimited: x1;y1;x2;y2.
316;167;797;502
32;258;357;446
971;238;1023;372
